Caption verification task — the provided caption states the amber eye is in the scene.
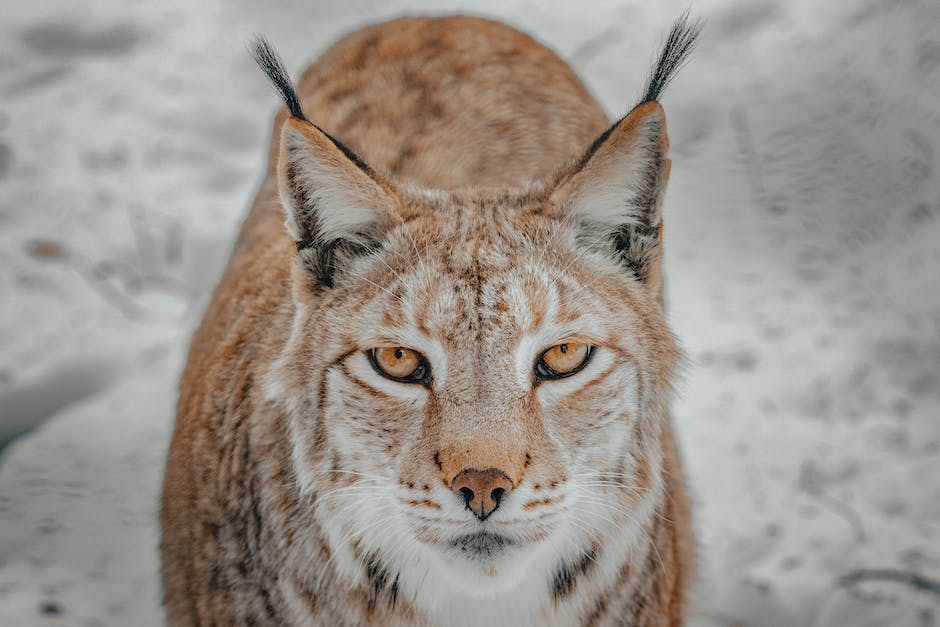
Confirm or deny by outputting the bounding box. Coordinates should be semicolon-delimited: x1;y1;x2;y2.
535;342;593;382
368;347;429;384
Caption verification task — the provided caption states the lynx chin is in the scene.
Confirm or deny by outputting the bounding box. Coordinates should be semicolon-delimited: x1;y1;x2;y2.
161;14;701;627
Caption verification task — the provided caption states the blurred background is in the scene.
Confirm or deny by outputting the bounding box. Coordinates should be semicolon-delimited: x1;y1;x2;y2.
1;0;938;625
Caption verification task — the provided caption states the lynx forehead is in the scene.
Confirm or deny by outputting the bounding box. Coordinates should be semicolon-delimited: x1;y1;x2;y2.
161;14;700;627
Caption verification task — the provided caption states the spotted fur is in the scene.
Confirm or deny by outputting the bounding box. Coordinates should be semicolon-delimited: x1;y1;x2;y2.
162;15;697;627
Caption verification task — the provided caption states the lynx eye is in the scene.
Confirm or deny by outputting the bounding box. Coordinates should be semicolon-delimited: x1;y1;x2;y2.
368;347;429;384
535;342;594;381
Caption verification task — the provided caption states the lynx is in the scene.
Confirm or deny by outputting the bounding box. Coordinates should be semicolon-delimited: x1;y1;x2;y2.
161;14;700;627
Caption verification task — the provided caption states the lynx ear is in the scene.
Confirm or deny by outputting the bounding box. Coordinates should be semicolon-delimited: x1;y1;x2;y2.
252;37;397;287
549;14;700;291
278;119;397;286
550;102;670;286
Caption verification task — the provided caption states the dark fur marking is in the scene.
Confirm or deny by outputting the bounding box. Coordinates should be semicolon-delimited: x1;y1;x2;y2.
576;14;701;169
250;37;307;121
551;544;599;601
296;230;381;289
350;33;381;70
251;38;373;176
640;12;703;105
238;419;281;624
580;121;619;169
389;573;400;610
364;552;399;612
315;125;375;177
249;474;264;552
452;531;511;560
311;347;361;466
255;568;280;623
614;223;660;283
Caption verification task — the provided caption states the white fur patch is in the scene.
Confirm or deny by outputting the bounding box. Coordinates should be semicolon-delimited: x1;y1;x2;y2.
280;125;387;246
560;112;665;234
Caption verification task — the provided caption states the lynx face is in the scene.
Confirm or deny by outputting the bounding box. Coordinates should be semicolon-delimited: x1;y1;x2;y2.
265;104;680;596
162;18;699;625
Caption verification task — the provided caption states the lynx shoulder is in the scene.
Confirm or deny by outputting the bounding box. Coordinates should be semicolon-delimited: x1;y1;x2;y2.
161;14;700;627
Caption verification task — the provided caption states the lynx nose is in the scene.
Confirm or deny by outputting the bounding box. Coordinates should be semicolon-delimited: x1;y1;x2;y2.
451;468;514;521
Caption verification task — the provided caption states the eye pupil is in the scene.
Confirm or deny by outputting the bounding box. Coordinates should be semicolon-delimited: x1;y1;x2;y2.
394;348;404;359
560;344;568;353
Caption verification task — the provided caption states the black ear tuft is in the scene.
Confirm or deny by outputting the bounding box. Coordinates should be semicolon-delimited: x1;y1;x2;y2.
639;12;703;105
250;36;308;121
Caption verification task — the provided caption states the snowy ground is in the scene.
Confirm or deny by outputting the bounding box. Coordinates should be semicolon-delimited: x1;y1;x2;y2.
1;0;939;625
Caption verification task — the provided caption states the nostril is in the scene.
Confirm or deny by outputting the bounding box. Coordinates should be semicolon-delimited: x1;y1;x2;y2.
451;468;514;521
459;486;475;507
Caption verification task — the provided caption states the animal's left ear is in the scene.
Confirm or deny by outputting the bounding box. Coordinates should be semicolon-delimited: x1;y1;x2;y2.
549;101;670;292
550;13;700;298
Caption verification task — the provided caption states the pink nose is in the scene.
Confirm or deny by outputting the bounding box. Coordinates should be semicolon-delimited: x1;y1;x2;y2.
451;468;514;521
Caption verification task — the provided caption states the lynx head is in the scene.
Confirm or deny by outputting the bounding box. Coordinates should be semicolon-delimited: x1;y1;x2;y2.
254;17;699;601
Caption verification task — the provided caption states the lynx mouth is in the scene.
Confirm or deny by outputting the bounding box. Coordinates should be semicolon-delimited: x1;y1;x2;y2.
450;531;513;561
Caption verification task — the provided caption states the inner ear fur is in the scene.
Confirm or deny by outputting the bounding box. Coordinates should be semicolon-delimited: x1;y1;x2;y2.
549;102;671;288
277;118;400;287
251;37;400;288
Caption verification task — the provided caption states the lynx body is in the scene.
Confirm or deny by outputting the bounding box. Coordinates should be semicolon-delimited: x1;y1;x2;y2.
161;15;698;626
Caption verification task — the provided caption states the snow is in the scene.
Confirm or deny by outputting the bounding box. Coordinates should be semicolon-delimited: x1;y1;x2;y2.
1;0;939;625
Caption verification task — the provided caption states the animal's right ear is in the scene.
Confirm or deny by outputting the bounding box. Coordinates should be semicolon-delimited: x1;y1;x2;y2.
278;119;398;287
252;37;398;287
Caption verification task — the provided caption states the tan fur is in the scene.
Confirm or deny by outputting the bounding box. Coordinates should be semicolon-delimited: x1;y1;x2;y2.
162;16;694;626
